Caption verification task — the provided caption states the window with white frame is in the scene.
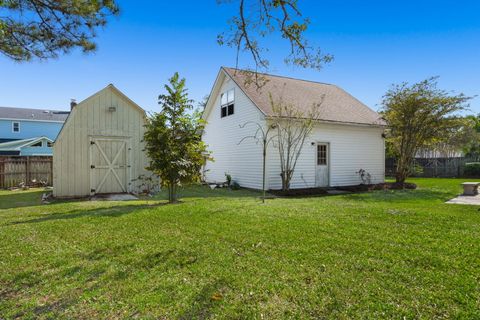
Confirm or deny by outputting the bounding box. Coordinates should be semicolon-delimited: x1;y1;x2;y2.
220;89;234;118
12;122;20;133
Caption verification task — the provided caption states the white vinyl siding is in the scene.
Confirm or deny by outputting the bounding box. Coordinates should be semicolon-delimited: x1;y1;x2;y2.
203;75;266;189
202;69;385;190
266;123;385;189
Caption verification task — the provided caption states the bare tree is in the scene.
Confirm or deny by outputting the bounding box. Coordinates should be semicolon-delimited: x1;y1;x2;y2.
269;93;323;191
218;0;333;75
238;121;277;203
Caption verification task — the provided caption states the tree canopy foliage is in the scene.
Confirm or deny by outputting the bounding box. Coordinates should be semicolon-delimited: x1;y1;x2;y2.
382;77;472;184
143;73;209;203
0;0;118;61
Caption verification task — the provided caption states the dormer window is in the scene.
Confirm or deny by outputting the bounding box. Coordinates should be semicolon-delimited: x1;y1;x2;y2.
220;89;234;118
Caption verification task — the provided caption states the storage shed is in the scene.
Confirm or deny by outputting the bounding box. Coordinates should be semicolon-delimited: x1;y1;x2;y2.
53;84;150;198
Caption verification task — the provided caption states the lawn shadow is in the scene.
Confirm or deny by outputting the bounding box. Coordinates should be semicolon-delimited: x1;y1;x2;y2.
0;190;44;210
178;279;229;320
153;185;262;201
340;187;454;204
9;203;160;225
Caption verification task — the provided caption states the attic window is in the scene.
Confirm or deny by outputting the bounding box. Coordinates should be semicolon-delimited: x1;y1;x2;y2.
220;89;234;118
47;142;53;147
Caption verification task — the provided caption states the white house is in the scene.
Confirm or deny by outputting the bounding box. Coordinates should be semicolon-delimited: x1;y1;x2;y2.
53;84;150;198
202;67;387;190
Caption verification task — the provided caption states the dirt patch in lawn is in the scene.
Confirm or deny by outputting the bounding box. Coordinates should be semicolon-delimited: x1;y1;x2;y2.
270;182;417;197
337;182;417;192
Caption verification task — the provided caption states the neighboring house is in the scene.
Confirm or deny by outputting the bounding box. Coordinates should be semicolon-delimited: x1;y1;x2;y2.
0;106;69;155
0;137;53;156
202;67;387;190
53;84;150;198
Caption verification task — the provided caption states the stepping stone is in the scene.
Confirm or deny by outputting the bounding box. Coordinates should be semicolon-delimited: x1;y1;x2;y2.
446;194;480;206
91;194;138;201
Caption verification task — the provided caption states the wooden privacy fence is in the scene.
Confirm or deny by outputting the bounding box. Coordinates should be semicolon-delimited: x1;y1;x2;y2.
386;157;480;178
0;156;53;189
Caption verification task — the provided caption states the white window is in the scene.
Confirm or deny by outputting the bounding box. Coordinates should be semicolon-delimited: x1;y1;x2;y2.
220;89;234;118
12;122;20;133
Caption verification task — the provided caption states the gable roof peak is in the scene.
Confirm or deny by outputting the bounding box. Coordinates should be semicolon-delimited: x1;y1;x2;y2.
221;67;386;126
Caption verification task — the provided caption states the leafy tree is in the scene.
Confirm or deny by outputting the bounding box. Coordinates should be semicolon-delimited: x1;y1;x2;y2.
218;0;332;74
420;118;476;158
0;0;118;61
381;77;472;185
269;92;323;191
463;114;480;158
144;73;209;203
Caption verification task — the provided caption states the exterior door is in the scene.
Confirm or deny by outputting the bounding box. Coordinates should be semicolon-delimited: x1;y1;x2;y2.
316;143;329;187
90;137;128;195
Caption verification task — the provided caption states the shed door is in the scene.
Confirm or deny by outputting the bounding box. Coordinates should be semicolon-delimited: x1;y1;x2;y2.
90;137;129;195
316;143;329;187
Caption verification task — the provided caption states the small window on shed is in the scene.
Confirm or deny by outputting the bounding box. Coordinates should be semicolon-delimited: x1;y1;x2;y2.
12;122;20;133
220;89;235;118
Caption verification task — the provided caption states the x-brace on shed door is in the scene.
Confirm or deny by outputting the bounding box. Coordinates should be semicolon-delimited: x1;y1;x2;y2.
90;137;129;195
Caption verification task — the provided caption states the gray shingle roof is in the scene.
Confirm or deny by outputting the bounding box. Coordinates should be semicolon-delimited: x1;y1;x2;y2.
223;67;386;126
0;106;69;122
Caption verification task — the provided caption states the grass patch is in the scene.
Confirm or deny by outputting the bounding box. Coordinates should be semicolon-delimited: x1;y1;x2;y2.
1;178;480;318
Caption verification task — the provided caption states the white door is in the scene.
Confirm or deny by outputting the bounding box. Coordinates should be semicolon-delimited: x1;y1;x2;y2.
90;137;129;195
316;143;329;187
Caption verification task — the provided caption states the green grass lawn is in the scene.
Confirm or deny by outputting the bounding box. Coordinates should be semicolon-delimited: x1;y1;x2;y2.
1;178;480;319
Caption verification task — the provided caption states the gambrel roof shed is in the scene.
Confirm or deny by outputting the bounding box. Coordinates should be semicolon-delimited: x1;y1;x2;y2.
53;84;150;198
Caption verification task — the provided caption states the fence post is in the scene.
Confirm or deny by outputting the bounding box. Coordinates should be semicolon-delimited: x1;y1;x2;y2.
26;156;30;186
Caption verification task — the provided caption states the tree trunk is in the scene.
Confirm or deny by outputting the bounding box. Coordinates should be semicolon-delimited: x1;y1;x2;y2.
262;144;266;203
168;181;177;203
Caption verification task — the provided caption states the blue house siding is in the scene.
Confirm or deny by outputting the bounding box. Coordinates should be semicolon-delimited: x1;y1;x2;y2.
0;119;64;141
21;146;53;156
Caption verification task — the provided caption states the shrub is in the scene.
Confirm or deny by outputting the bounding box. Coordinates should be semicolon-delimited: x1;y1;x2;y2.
225;173;232;187
464;162;480;177
231;181;241;190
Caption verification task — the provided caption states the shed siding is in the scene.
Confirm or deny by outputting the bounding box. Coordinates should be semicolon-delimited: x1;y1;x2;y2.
202;74;266;189
53;86;149;198
266;123;385;189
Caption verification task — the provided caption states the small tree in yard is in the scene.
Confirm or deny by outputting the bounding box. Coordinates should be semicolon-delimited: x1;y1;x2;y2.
144;73;209;203
269;93;323;191
382;77;472;186
238;121;277;203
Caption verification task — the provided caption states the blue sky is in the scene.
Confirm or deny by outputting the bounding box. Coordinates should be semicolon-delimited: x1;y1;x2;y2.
1;0;479;114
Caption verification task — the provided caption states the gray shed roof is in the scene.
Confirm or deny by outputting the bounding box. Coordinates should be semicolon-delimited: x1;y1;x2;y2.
223;67;386;126
0;106;69;122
